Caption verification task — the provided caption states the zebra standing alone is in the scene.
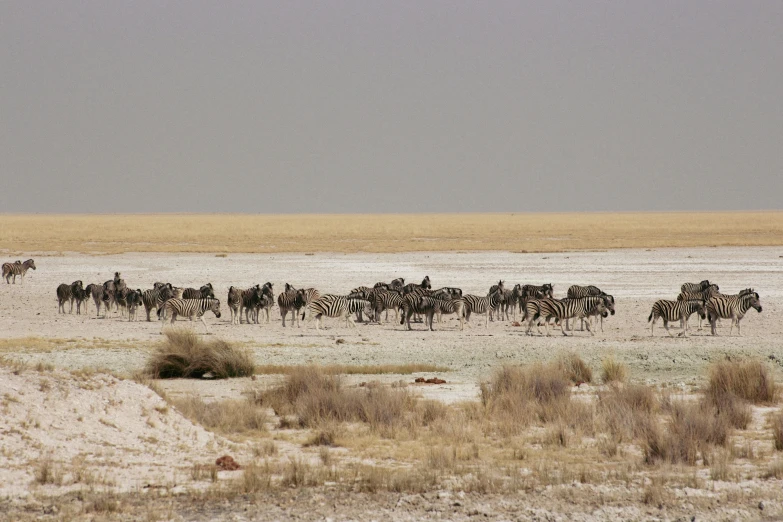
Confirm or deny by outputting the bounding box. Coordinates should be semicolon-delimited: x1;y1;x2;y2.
305;294;373;332
706;291;762;336
159;298;222;333
2;259;36;284
647;299;706;337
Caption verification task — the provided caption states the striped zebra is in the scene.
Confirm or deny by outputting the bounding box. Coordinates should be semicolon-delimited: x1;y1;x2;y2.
681;280;715;294
57;280;83;314
462;282;505;328
305;294;373;332
647;299;706;337
296;288;321;323
73;283;94;315
374;278;405;291
522;284;554;299
706;291;762;336
227;285;260;325
400;295;441;331
249;292;275;325
141;284;175;322
430;294;466;330
531;297;608;337
566;285;615;331
84;284;104;317
677;285;719;330
160;298;222;333
2;259;36;284
257;282;275;323
182;283;215;299
278;283;304;327
348;286;374;322
101;273;126;316
368;289;404;323
431;287;463;299
116;287;143;319
402;276;432;295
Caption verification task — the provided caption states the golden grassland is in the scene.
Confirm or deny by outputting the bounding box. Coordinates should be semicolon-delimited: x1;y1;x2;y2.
1;212;782;254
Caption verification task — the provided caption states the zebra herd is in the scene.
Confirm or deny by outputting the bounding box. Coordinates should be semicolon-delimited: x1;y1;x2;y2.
648;280;763;337
23;263;761;337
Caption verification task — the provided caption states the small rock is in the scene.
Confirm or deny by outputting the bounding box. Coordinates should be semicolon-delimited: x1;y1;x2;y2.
215;455;240;471
759;501;764;510
335;338;345;345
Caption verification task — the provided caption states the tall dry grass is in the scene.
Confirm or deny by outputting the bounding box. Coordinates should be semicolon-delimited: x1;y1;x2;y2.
254;363;450;375
145;330;255;379
706;360;777;405
172;395;268;435
2;212;782;254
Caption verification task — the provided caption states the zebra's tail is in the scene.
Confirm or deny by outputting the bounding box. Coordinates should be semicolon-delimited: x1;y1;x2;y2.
647;311;653;322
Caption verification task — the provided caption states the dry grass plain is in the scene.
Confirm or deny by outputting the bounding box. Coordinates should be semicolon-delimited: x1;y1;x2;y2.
2;214;783;521
1;211;783;254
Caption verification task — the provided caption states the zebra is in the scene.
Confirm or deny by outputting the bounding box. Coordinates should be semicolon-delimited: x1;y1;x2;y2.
565;286;615;331
296;288;322;322
431;287;463;299
430;294;466;330
348;286;374;322
681;280;715;294
402;276;432;295
85;283;104;317
227;285;260;325
257;282;275;323
74;283;95;315
249;292;275;325
374;278;405;291
141;283;175;322
305;295;373;332
57;280;83;314
462;282;505;328
706;291;762;336
2;259;36;284
182;283;215;299
160;298;222;333
647;299;706;337
102;273;126;316
531;297;608;337
368;289;404;323
677;285;719;330
122;289;143;321
400;295;441;331
278;283;305;327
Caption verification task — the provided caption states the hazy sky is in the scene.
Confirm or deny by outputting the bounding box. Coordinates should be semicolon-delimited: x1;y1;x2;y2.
1;1;781;213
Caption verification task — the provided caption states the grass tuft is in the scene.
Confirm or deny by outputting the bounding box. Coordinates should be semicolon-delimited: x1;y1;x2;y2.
558;353;592;384
172;396;268;434
707;360;776;404
601;356;628;384
145;330;255;379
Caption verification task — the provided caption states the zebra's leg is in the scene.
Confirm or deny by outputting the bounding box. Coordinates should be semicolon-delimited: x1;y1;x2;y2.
650;315;656;336
585;317;595;336
710;314;719;336
314;313;322;333
663;319;674;337
281;308;287;327
485;311;489;329
561;317;569;336
199;315;209;334
729;315;736;336
736;318;741;337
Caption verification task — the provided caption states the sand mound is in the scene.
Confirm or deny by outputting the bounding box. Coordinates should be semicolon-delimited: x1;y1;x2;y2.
0;367;237;498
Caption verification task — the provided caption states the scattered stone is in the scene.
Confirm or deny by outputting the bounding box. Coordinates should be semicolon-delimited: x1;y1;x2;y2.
215;455;240;471
759;501;764;510
414;377;425;383
335;339;346;345
425;378;446;384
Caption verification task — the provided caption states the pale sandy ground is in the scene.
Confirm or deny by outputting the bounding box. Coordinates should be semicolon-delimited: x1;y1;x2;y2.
1;247;782;520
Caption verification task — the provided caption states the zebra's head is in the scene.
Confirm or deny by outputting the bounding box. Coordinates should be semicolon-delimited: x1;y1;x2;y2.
421;276;431;289
284;283;296;292
496;280;505;293
391;277;405;288
542;284;554;298
593;300;609;318
210;299;222;318
746;293;762;313
602;294;616;315
199;284;215;299
27;259;36;270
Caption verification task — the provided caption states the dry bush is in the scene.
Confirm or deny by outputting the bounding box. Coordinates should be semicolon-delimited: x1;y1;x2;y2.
707;360;776;404
172;395;267;434
598;384;658;442
145;330;254;379
772;413;783;451
642;475;670;506
281;458;320;488
558;353;592;384
710;449;733;481
480;364;570;424
305;427;336;447
643;401;730;465
765;460;783;479
255;363;450;375
33;456;63;485
259;366;418;436
704;389;752;430
601;356;628;384
239;461;273;493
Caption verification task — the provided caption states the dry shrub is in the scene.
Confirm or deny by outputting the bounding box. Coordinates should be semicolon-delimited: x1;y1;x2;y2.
642;475;670;506
34;456;63;485
643;401;730;465
259;366;417;436
281;458;319;488
707;360;776;404
145;330;254;379
705;389;752;430
772;413;783;451
173;396;267;434
305;428;336;447
710;449;733;481
765;460;783;479
598;384;658;442
558;353;592;384
239;461;273;493
601;356;628;384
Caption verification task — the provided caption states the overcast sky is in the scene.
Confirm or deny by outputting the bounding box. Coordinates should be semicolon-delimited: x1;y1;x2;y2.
1;1;781;213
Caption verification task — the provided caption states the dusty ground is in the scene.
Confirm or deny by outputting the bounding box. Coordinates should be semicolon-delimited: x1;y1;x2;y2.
1;247;781;387
1;246;782;521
